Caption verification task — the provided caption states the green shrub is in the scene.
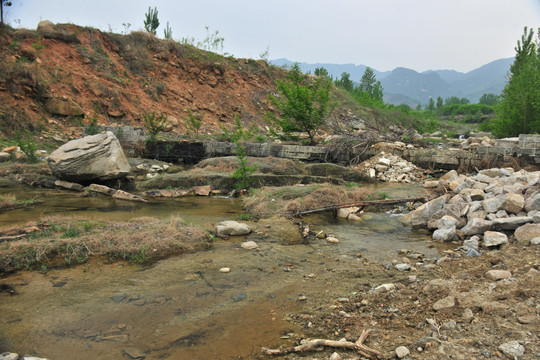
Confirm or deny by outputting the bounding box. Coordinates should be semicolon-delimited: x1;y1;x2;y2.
143;111;167;142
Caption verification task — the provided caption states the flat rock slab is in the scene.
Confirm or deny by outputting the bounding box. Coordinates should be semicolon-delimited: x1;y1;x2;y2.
433;296;455;311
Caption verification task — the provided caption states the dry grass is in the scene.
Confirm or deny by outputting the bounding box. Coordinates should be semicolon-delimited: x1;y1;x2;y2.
0;215;210;274
244;183;368;218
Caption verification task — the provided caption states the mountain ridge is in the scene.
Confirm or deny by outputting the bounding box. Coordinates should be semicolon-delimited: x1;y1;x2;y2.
271;57;513;106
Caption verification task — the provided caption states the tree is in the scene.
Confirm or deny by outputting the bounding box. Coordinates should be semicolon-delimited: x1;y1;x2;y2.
163;21;172;39
436;96;443;110
359;67;377;94
267;63;334;145
1;0;12;26
144;6;159;35
314;67;329;78
479;93;499;106
426;98;435;112
335;72;354;92
492;27;540;137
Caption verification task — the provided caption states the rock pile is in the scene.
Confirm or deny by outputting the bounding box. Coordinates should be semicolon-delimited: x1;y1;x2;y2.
402;168;540;249
355;151;424;183
460;135;495;150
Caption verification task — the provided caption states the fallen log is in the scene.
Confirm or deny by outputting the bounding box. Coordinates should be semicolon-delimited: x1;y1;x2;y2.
296;196;429;217
262;329;382;359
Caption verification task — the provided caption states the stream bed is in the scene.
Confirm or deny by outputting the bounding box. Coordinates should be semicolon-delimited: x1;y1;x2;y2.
0;182;443;359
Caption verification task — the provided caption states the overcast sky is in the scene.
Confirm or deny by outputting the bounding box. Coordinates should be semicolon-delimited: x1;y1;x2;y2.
6;0;540;73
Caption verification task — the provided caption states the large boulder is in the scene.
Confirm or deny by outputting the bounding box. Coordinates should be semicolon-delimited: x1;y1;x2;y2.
48;132;130;182
44;98;84;116
400;195;449;228
215;221;251;236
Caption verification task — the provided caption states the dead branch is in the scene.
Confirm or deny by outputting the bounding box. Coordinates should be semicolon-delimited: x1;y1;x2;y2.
261;329;382;359
295;196;429;217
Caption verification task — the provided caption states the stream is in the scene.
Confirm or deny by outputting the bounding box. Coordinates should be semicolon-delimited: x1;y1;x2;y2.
0;182;443;359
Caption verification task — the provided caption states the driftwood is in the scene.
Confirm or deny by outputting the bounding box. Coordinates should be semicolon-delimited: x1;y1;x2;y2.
262;329;382;359
296;196;429;217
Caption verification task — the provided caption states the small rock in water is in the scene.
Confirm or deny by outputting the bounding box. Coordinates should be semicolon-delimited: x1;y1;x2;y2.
111;294;127;304
241;241;258;249
122;347;146;359
232;292;246;302
219;267;230;273
466;248;481;257
395;345;410;358
326;236;340;244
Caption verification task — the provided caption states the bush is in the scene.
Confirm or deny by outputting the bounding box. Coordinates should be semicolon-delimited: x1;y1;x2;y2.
143;111;167;142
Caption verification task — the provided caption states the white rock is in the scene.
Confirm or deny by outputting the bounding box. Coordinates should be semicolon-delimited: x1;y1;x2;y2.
219;267;230;273
326;236;340;244
372;283;395;293
531;237;540;245
329;352;342;360
498;341;524;358
0;353;20;360
215;221;251;236
483;231;508;247
395;346;410;359
241;241;258;249
486;269;512;281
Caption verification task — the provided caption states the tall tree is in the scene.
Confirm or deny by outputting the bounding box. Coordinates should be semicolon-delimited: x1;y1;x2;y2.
436;96;443;110
359;67;377;94
492;27;540;137
479;93;498;106
1;0;12;26
144;6;160;35
335;72;354;92
163;21;172;39
314;67;329;78
267;63;334;145
426;97;435;112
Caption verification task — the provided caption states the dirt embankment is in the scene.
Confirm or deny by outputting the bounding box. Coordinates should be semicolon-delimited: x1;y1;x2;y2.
0;22;282;141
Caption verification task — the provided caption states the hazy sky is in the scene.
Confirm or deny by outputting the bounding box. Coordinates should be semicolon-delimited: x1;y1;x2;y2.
6;0;540;72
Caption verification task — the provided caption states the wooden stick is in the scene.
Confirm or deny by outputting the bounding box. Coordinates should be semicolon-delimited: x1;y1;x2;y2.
261;330;382;359
296;196;429;216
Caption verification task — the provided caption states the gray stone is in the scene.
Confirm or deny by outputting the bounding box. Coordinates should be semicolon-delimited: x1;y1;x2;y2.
395;346;410;359
525;193;540;212
463;308;474;323
531;237;540;245
498;341;524;358
482;196;505;213
466;248;481;257
500;193;525;214
461;218;493;236
483;231;508;247
241;241;258;249
48;132;130;182
492;216;532;230
438;215;459;230
372;283;395;293
486;269;512;281
433;296;455;311
337;207;360;219
514;223;540;245
463;236;479;250
395;263;411;271
479;168;511;178
400;195;449;228
433;226;457;241
475;173;494;183
216;221;251;236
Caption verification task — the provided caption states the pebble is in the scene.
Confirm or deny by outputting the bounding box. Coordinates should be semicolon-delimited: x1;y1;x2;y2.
395;345;410;358
395;263;411;271
326;236;340;244
219;267;230;273
463;308;474;323
433;296;455;311
498;341;524;358
372;283;395;293
485;269;512;281
329;352;342;360
241;241;258;249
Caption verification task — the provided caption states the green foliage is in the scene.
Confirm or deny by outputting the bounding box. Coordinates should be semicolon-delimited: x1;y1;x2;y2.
426;97;435;112
143;111;167;142
14;131;38;163
84;110;101;135
335;72;354;92
32;35;45;54
490;27;540;137
314;67;329;78
183;109;204;134
479;93;499;106
230;116;258;190
267;63;335;145
163;21;173;39
445;96;470;105
144;6;160;35
334;67;384;107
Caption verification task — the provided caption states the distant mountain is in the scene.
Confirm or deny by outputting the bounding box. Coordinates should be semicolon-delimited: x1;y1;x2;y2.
270;57;514;106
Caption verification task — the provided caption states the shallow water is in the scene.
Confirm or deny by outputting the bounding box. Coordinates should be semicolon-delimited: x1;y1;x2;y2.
0;181;440;359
